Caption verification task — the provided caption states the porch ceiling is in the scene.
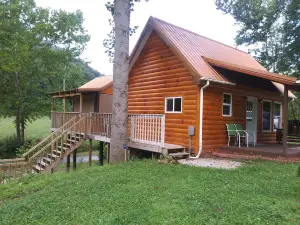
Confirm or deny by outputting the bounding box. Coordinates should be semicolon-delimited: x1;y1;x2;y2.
203;56;300;92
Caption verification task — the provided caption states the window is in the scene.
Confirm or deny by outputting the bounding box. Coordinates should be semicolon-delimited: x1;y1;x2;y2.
165;97;182;113
262;101;272;131
274;102;282;130
246;101;253;122
222;93;232;116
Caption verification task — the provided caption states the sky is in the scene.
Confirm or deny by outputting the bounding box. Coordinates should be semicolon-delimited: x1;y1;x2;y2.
35;0;244;75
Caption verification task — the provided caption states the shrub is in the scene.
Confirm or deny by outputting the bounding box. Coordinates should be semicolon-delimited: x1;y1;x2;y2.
0;135;21;159
297;166;300;177
16;138;39;157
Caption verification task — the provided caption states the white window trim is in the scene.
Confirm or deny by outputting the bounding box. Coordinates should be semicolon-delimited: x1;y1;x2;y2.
273;101;282;131
222;93;232;117
262;100;272;132
165;97;182;113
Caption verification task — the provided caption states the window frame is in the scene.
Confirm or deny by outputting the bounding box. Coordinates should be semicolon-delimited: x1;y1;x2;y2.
273;101;282;131
262;100;272;132
222;93;232;117
165;97;182;113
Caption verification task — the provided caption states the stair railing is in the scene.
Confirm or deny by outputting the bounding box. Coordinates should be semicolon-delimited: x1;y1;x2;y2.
27;116;87;173
0;158;28;185
23;116;78;161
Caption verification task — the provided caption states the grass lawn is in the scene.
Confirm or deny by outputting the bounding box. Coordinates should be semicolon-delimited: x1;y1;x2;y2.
0;160;300;224
0;117;51;140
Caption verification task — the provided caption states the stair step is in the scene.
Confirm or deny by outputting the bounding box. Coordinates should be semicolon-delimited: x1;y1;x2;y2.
71;136;81;140
52;150;62;156
33;165;45;172
38;161;48;167
58;146;69;151
75;132;84;137
48;153;60;159
67;139;77;143
169;152;190;157
64;143;71;147
43;157;53;164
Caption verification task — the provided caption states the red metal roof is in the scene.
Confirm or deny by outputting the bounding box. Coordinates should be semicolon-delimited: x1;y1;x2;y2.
130;16;299;93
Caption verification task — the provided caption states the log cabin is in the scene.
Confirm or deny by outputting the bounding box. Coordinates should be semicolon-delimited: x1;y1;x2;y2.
3;16;300;177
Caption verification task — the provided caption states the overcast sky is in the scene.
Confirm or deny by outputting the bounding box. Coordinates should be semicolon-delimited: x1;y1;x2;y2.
35;0;243;75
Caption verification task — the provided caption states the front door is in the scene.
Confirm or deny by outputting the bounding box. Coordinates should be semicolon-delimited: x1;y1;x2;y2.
246;97;257;144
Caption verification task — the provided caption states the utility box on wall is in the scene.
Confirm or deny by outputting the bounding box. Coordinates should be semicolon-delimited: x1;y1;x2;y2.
188;126;195;136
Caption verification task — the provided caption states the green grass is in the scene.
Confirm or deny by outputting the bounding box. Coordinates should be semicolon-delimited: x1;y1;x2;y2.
0;117;51;140
0;160;300;224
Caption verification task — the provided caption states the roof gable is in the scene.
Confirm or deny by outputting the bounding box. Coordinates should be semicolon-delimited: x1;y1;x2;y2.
129;16;297;97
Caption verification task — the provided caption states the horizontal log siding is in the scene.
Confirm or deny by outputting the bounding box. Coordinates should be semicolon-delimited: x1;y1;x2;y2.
203;83;284;151
128;32;200;152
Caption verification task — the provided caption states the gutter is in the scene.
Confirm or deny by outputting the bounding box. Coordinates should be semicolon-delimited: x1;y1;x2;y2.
200;77;236;86
191;80;210;159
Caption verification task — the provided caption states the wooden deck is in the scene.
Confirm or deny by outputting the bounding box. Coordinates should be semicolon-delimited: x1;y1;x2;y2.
51;112;185;154
220;143;300;157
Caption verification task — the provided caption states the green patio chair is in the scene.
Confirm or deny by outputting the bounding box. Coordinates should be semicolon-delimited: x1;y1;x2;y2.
234;124;248;148
226;124;238;146
234;124;252;148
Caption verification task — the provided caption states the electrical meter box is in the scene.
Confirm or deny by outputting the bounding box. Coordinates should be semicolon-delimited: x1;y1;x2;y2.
188;126;195;136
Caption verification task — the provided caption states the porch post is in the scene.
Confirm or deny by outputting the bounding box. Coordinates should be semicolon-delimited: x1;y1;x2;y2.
63;97;66;126
79;93;83;113
51;97;55;111
283;84;289;155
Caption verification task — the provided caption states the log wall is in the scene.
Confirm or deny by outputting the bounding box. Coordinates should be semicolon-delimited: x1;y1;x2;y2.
128;32;200;152
203;83;284;151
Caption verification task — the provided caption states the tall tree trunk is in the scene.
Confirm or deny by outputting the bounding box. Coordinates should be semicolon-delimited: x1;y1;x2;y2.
109;0;130;163
20;110;25;145
15;114;21;145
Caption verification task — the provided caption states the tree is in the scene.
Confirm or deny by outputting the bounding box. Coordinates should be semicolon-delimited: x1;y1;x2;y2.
215;0;300;118
0;0;89;145
104;0;147;163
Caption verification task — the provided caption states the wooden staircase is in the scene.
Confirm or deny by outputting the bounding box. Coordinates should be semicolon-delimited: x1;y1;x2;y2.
0;116;88;183
163;145;190;160
32;133;85;173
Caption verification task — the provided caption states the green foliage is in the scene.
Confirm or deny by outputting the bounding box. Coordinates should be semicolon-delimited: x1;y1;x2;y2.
0;0;90;144
0;161;300;224
215;0;299;75
0;135;21;158
103;0;148;61
15;138;39;157
297;165;300;177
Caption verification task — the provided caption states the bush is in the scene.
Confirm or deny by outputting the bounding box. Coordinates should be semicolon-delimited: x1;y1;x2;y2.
0;135;21;159
297;166;300;177
16;138;40;157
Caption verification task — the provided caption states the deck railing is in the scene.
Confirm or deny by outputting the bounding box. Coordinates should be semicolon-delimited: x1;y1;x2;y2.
51;112;166;147
89;113;112;137
51;111;80;129
129;114;165;147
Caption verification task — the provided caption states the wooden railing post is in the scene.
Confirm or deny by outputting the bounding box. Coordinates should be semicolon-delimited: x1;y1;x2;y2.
130;116;135;141
161;115;165;147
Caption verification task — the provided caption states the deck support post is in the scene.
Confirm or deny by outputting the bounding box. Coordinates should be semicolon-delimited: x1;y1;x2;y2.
283;84;289;155
107;143;110;164
73;150;77;170
88;139;92;167
66;154;70;172
99;141;104;166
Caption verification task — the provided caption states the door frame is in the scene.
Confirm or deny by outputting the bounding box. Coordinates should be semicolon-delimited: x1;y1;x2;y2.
246;96;258;143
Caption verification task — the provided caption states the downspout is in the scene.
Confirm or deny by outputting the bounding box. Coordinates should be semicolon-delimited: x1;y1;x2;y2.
191;80;210;158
